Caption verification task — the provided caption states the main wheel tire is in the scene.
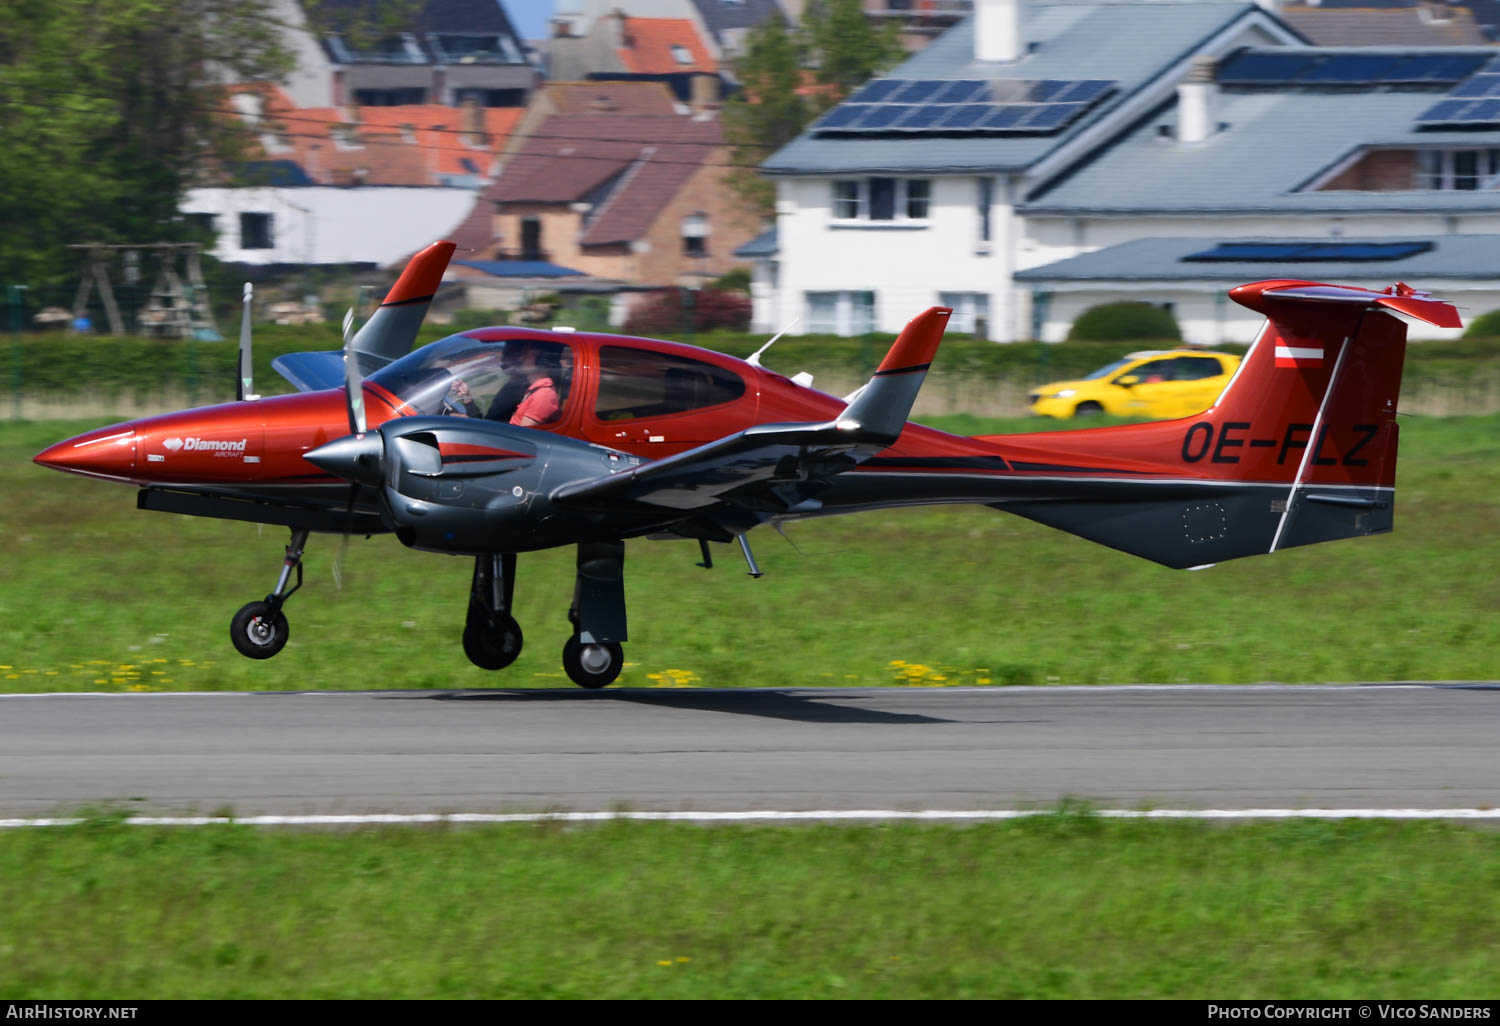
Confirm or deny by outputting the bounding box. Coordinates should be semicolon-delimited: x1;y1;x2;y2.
230;601;289;659
562;637;623;689
462;613;524;671
1073;401;1104;418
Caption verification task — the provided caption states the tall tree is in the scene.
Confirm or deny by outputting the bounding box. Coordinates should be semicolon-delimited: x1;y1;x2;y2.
0;0;294;288
802;0;905;111
721;0;904;222
722;16;811;225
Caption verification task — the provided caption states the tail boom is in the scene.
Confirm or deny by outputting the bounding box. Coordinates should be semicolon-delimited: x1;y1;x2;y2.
960;280;1456;568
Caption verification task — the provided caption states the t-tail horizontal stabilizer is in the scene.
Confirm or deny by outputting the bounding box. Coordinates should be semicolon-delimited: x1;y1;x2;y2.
271;241;456;392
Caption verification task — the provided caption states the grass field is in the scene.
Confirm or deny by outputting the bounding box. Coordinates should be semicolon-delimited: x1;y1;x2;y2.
2;813;1498;999
4;411;1500;691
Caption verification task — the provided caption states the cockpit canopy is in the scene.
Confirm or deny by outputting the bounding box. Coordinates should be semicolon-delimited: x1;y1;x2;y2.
369;334;575;424
368;332;752;427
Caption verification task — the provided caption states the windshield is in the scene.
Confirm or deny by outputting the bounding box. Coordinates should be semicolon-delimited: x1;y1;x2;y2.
368;333;575;425
1083;357;1138;381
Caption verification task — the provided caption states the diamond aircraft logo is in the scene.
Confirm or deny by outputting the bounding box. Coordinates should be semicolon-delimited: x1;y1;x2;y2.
163;437;183;451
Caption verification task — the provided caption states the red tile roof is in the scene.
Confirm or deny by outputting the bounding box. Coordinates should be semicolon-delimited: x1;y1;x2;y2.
230;86;524;186
546;80;681;116
487;114;723;246
617;18;716;75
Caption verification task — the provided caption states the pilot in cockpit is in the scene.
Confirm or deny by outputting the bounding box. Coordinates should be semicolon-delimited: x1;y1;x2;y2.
447;340;565;427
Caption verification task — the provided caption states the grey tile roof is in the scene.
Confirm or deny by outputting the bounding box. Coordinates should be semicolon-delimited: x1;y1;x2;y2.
1280;5;1488;46
1025;71;1500;214
732;225;777;257
690;0;785;46
1014;234;1500;282
761;2;1276;175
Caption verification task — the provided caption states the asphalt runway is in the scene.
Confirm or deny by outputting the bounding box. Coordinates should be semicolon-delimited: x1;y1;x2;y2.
1;684;1497;819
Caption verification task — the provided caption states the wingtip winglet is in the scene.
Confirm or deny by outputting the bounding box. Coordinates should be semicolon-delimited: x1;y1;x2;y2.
382;240;456;307
875;306;952;375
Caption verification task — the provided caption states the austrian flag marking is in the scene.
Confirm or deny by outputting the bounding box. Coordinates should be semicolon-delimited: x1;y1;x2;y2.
1275;344;1324;368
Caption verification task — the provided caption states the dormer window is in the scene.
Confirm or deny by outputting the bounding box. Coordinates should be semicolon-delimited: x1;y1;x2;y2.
1418;149;1500;190
671;45;694;66
326;33;425;64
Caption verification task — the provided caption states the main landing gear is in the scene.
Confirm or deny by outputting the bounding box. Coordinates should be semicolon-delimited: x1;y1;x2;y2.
229;528;307;659
228;530;629;689
461;541;628;689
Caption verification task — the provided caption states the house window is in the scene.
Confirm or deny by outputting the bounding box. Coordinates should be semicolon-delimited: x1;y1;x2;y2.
520;217;542;261
940;292;990;339
1418;149;1500;190
671;45;695;65
239;212;273;250
833;180;860;219
976;177;993;243
830;178;932;223
906;179;930;219
353;88;427;106
682;212;708;257
805;291;876;336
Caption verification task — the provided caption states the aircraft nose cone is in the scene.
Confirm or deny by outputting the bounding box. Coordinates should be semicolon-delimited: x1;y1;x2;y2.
304;432;384;486
34;423;138;479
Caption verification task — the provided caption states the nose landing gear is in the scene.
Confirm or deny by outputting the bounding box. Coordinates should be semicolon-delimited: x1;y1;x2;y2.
230;528;307;659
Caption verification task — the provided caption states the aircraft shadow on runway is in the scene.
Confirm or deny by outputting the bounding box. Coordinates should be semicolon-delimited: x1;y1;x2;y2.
382;688;958;725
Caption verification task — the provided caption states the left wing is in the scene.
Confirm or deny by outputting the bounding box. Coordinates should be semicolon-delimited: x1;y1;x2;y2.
552;307;951;516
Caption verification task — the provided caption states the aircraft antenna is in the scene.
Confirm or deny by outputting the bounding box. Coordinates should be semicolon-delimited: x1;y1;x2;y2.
237;283;259;401
746;316;801;368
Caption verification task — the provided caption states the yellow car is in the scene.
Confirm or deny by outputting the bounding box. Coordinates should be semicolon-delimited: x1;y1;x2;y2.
1028;349;1241;420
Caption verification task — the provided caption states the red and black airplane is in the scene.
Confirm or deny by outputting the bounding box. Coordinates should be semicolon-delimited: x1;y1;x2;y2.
34;241;1460;687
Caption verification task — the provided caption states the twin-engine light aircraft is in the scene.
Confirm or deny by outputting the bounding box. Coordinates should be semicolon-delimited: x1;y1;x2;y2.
35;241;1460;687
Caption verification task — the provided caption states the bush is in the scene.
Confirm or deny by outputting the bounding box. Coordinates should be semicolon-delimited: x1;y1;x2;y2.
1462;309;1500;338
709;267;751;294
623;288;751;336
1067;302;1181;342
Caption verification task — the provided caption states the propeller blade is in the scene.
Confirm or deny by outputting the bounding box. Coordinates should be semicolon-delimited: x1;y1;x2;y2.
342;287;371;435
237;283;256;401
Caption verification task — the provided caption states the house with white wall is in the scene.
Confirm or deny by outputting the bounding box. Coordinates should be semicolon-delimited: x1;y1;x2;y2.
181;185;476;268
1019;43;1500;339
757;0;1304;339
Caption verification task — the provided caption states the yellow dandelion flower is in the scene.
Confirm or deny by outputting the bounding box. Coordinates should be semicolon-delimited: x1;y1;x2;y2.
657;960;673;967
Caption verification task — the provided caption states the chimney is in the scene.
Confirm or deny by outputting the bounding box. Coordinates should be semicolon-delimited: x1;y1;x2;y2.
690;73;721;117
1176;55;1216;145
609;9;629;51
460;96;487;147
975;0;1022;63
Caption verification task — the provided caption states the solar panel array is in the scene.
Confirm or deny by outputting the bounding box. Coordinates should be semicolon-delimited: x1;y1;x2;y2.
1416;56;1500;125
1218;51;1489;87
1182;242;1434;263
812;79;1117;135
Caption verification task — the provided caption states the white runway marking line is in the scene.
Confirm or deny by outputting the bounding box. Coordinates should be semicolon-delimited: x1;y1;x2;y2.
3;809;1500;829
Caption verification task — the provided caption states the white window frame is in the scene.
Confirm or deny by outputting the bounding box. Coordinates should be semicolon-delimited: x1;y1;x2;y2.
1418;148;1500;190
829;177;933;226
804;290;876;336
939;292;990;338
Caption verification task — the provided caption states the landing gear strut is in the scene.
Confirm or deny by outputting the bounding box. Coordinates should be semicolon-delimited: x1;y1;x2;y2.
564;540;627;689
463;553;523;670
230;528;307;659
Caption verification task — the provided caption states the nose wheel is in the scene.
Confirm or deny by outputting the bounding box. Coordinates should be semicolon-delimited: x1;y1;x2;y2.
562;637;623;689
230;601;290;659
230;528;307;660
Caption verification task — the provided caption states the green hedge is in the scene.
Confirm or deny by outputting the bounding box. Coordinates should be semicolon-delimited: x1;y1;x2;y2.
3;320;1497;407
